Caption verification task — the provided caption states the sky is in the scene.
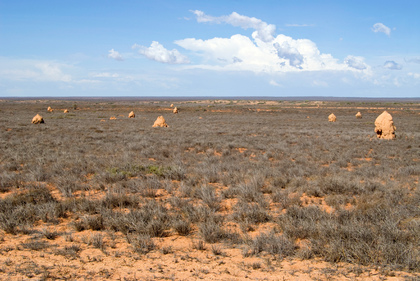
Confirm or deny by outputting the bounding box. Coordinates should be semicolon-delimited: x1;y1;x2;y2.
1;0;419;97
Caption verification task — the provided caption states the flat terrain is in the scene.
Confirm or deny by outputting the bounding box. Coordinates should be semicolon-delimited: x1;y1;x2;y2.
0;99;419;280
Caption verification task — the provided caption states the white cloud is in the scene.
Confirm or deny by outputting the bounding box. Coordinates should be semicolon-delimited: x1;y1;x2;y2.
269;79;282;87
192;10;276;42
177;33;364;74
405;57;420;64
372;23;391;36
0;58;72;82
285;24;314;27
341;77;351;84
312;80;328;87
175;35;262;67
383;60;402;70
76;79;101;84
177;11;370;75
344;55;368;70
35;62;72;82
0;69;40;81
108;49;123;61
408;72;420;79
91;72;120;78
273;41;304;68
393;77;402;87
133;41;190;64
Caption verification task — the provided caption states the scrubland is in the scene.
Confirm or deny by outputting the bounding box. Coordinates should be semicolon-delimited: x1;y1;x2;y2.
0;99;419;280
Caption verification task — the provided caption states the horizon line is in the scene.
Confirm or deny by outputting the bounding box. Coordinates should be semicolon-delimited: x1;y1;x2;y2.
1;96;419;102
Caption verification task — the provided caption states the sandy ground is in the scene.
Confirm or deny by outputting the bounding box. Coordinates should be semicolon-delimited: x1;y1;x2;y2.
0;232;415;280
0;209;417;280
0;161;418;280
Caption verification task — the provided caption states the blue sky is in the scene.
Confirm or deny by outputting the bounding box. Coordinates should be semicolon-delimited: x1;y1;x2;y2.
1;0;419;97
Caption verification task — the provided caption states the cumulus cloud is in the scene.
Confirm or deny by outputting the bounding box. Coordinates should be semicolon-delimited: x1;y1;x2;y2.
232;56;243;63
133;10;371;77
177;11;370;74
108;49;123;61
344;55;368;70
372;23;391;36
383;60;402;70
273;42;304;68
133;41;189;64
192;10;276;42
176;33;355;73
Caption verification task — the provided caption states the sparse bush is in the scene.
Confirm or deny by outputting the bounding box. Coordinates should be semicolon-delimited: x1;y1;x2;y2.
164;163;186;181
21;239;50;251
221;185;240;199
104;200;171;237
271;189;294;209
89;233;105;250
58;244;81;258
233;201;270;225
199;215;226;243
199;163;220;183
196;184;221;211
127;233;156;255
54;175;81;197
236;182;264;203
173;219;193;236
182;204;218;224
279;205;330;240
179;181;195;197
251;262;262;270
0;172;23;192
262;232;296;257
28;164;49;182
36;202;62;223
211;244;224;256
102;192;139;208
161;246;174;255
83;215;105;231
192;240;206;251
279;203;420;271
0;186;58;234
41;228;59;240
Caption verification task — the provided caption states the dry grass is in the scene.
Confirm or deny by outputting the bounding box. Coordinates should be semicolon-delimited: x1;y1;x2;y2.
0;98;419;280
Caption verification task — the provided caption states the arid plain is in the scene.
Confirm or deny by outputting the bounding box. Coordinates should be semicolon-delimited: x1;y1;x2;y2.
0;99;419;280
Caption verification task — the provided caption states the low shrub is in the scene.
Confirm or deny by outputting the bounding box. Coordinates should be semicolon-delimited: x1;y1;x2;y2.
127;233;156;255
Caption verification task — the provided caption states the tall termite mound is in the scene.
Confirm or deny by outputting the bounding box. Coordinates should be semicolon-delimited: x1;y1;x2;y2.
374;111;396;140
328;113;336;122
32;114;44;124
153;116;169;127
